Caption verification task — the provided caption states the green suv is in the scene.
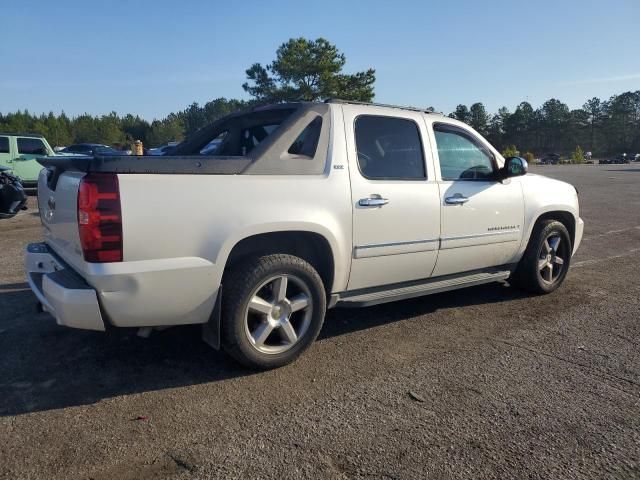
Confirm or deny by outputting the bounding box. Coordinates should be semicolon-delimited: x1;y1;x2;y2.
0;133;54;189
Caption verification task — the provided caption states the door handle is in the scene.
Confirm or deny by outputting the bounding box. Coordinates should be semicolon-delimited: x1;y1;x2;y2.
359;194;389;207
445;194;469;205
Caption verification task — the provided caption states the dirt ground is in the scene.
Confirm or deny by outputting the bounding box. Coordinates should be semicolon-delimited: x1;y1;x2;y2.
1;164;639;479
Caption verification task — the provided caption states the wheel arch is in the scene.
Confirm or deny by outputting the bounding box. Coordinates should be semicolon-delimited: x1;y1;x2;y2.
534;210;576;247
517;207;578;259
204;227;341;352
220;228;339;296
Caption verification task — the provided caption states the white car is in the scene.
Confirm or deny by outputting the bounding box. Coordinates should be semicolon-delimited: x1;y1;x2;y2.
27;101;584;368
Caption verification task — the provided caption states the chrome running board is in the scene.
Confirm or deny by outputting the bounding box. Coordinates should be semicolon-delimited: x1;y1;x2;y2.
335;268;512;308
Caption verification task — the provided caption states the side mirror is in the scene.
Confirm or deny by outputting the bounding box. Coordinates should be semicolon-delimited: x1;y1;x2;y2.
502;156;528;179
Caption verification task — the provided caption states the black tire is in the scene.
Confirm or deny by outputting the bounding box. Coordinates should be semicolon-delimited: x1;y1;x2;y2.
511;219;572;294
221;254;326;369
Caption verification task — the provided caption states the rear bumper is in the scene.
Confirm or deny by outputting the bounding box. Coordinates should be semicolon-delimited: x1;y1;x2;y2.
573;217;584;255
25;243;106;331
26;242;219;329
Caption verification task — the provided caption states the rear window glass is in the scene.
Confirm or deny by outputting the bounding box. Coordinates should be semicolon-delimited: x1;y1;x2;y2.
17;138;46;155
288;117;322;157
240;124;280;156
181;108;296;157
200;132;228;155
0;137;9;154
66;145;90;153
355;116;426;180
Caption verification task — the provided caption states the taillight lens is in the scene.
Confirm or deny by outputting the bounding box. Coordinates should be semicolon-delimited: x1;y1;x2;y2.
77;173;122;262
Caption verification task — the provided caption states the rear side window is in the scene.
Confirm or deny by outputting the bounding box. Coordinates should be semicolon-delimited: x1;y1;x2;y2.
17;138;46;155
288;116;323;157
433;124;496;181
355;116;426;180
0;137;9;154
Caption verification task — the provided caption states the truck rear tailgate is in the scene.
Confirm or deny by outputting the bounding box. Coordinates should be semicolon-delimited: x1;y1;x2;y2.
37;168;86;272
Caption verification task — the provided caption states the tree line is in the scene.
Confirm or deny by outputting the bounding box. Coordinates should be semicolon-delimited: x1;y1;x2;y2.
449;91;640;158
0;99;247;150
0;37;638;157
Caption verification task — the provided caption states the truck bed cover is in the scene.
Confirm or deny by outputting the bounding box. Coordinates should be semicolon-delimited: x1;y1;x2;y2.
37;155;252;175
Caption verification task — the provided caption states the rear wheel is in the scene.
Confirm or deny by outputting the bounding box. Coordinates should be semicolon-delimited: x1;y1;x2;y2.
221;254;326;369
511;219;572;294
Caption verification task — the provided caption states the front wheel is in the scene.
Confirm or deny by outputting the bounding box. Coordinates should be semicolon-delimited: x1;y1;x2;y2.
221;254;326;369
511;219;572;294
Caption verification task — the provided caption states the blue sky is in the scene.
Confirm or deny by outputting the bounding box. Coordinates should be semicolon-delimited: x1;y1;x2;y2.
2;0;639;120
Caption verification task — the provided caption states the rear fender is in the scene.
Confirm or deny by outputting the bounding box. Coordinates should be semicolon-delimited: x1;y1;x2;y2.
215;221;349;293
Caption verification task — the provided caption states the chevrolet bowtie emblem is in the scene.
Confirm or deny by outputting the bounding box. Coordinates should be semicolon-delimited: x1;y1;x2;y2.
45;196;56;221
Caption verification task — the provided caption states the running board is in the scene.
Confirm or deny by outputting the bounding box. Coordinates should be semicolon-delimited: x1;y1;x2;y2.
336;269;512;308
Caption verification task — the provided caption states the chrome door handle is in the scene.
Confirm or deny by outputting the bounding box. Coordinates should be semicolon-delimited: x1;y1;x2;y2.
445;195;469;205
359;195;389;207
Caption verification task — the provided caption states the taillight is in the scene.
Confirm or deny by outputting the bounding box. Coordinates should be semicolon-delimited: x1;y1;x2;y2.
77;173;123;263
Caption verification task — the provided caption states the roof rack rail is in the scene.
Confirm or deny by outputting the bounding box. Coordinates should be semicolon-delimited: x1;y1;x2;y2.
0;132;45;138
325;98;437;114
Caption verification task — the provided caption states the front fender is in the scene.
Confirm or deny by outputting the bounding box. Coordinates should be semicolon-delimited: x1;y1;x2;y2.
517;175;580;257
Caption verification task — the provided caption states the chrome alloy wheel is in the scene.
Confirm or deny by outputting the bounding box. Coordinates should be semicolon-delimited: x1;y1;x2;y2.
243;274;313;354
538;234;567;284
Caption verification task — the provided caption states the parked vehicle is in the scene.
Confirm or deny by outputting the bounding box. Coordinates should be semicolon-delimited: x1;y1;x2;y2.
148;141;180;156
26;101;584;369
60;144;129;156
0;166;27;219
600;154;631;165
539;153;561;165
0;133;55;189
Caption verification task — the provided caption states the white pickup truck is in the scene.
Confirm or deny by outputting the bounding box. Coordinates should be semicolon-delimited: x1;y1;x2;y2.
26;101;584;368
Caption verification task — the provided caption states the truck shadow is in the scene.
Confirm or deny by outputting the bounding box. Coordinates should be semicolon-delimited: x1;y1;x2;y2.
0;281;532;416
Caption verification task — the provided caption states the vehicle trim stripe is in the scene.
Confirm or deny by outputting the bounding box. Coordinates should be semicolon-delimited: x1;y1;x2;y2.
354;229;521;258
353;238;439;258
440;229;520;242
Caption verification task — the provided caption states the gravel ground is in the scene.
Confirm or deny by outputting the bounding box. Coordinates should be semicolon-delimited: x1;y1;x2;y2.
0;164;639;479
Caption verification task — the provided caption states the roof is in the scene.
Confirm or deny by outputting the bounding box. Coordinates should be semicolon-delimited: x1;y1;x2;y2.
0;132;45;138
248;100;443;116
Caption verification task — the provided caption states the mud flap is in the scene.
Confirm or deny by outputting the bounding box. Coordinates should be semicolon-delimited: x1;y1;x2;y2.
202;285;222;350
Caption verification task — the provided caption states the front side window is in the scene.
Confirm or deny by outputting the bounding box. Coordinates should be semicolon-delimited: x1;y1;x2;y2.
0;137;9;154
355;115;426;180
433;124;496;181
17;138;47;155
